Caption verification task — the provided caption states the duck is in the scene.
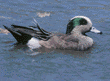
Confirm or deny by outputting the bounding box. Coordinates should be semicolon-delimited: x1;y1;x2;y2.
3;16;102;51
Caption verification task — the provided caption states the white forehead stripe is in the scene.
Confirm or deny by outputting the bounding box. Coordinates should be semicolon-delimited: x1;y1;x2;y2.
70;16;92;25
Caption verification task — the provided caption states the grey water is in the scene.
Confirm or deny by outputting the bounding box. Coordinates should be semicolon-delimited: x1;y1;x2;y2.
0;0;110;81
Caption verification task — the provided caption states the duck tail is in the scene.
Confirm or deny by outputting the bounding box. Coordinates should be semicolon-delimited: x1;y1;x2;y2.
31;18;52;35
3;19;52;44
3;25;32;44
29;18;52;40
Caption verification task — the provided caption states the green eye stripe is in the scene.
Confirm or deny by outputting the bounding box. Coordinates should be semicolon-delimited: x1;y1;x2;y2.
66;18;87;34
72;18;82;27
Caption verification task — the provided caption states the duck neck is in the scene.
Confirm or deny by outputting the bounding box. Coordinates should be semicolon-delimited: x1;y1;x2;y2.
71;31;93;50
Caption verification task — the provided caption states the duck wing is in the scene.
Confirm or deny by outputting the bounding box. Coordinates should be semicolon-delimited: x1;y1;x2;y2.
3;24;52;44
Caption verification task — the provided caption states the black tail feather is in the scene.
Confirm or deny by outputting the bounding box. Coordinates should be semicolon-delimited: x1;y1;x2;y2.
29;23;51;35
3;25;32;44
3;25;21;36
3;24;52;44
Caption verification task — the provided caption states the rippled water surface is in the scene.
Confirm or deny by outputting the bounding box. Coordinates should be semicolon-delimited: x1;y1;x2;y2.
0;0;110;81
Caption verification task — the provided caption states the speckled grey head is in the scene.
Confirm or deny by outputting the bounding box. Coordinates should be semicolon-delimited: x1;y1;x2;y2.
66;16;92;34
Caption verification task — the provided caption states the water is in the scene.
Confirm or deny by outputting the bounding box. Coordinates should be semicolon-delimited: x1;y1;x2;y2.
0;0;110;81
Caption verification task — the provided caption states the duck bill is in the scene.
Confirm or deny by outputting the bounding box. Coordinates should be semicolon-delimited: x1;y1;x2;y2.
90;27;102;34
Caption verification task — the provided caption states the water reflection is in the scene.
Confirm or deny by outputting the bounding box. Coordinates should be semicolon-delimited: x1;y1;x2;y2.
7;42;94;59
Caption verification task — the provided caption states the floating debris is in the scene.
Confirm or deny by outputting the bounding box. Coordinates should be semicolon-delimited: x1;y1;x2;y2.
0;28;10;34
0;16;12;19
37;12;50;18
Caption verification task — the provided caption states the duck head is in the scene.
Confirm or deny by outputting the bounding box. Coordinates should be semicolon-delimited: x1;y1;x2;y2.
66;16;102;35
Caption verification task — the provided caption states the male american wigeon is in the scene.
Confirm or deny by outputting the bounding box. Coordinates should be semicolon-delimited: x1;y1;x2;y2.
3;16;102;51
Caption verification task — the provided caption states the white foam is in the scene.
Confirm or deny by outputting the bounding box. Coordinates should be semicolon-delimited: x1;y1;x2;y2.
27;37;41;49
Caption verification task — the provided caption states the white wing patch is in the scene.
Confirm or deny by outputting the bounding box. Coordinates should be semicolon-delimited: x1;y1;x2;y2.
27;37;41;49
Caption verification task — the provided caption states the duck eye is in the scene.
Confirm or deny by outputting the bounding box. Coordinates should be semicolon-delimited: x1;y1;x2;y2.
93;27;95;29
